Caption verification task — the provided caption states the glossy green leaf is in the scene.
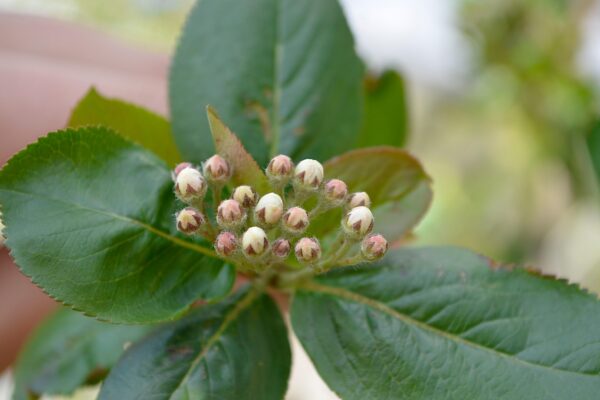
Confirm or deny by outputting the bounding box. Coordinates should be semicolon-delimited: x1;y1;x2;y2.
170;0;364;166
0;127;233;323
69;88;181;166
99;286;291;400
310;147;432;242
12;308;151;400
292;246;600;400
207;106;270;193
358;71;409;148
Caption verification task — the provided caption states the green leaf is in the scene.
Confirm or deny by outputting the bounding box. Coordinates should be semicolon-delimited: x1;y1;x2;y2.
69;88;181;166
99;286;291;400
207;106;270;193
170;0;364;166
12;308;151;400
587;120;600;185
358;71;409;148
311;147;432;242
0;127;233;323
292;247;600;400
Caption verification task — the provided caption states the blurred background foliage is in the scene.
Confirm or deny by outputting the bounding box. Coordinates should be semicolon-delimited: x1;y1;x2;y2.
1;0;599;289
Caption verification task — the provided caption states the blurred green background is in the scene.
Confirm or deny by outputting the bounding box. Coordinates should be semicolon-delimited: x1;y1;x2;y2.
2;0;599;290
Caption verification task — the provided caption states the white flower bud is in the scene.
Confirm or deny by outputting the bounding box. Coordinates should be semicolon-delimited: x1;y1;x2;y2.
361;234;388;261
282;207;309;235
176;207;205;235
172;162;193;181
294;159;324;190
217;199;246;229
203;155;231;184
323;179;348;206
174;166;207;203
272;238;291;259
295;237;321;264
347;192;371;209
266;155;294;184
242;227;269;258
254;193;284;226
215;231;238;257
342;206;374;239
232;185;258;208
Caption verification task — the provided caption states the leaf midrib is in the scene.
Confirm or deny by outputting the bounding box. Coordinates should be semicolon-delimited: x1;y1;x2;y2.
301;280;599;378
0;187;217;259
169;288;260;398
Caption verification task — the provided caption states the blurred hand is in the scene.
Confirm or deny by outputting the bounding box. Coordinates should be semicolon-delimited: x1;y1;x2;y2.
0;12;169;371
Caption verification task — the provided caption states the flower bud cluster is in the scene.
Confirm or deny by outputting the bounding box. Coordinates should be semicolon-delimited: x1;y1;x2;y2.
172;153;388;272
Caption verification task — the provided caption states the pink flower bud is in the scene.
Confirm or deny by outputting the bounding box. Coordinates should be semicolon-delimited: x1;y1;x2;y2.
266;155;294;183
324;179;348;206
203;155;231;184
242;227;269;258
347;192;371;208
361;234;388;261
255;193;284;225
217;199;246;229
215;231;238;257
342;206;374;239
272;238;291;259
176;207;205;235
232;185;258;208
282;207;309;235
295;237;321;264
294;159;324;190
172;162;192;181
174;167;207;203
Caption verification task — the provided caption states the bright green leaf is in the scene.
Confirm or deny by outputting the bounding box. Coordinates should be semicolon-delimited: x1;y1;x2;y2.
358;71;409;148
310;147;432;243
69;87;181;166
99;286;291;400
12;308;151;400
0;127;233;323
207;106;270;193
170;0;364;166
292;247;600;400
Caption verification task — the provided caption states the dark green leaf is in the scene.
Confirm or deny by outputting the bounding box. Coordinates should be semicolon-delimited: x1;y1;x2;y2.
310;147;432;243
170;0;364;166
587;120;600;185
99;286;291;400
358;71;409;148
12;308;151;400
69;88;181;166
0;127;233;323
207;106;270;193
292;247;600;400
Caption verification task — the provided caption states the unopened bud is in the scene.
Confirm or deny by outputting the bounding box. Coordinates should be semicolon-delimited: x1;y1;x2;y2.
242;227;269;258
295;237;321;264
347;192;371;208
361;234;388;261
282;207;309;235
203;155;231;184
174;167;207;203
294;159;324;190
176;207;205;235
266;155;294;184
272;238;291;259
215;231;238;257
255;193;284;225
232;185;258;208
342;206;374;238
172;162;192;180
323;179;348;206
217;199;246;229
